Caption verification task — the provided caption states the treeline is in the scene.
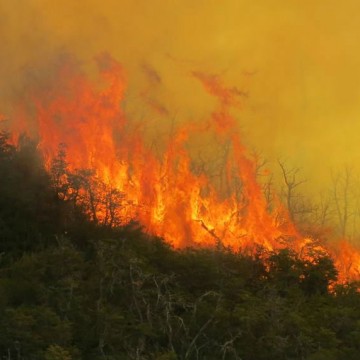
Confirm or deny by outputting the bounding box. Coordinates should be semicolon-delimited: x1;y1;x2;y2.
0;133;360;360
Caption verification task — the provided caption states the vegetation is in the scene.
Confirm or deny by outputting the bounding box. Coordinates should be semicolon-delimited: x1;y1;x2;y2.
0;132;360;359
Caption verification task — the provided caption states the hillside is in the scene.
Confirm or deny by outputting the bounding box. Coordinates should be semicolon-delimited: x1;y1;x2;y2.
1;134;360;360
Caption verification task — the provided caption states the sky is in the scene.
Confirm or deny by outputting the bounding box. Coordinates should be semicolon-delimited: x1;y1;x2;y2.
2;0;360;194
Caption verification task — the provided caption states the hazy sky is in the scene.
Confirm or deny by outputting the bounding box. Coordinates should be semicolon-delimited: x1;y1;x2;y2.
2;0;360;192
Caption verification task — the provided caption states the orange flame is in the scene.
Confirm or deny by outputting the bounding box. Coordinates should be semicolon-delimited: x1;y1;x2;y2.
6;53;360;282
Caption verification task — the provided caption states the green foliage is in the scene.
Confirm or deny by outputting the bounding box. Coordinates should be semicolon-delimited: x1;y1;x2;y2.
0;133;66;259
44;345;72;360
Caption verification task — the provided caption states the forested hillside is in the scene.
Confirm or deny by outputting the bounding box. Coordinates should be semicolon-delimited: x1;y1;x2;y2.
1;132;360;360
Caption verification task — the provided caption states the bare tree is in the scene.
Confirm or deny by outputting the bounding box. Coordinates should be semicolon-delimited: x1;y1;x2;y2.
331;166;357;238
278;160;308;223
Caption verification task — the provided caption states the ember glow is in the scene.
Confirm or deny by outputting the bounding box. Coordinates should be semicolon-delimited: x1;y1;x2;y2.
5;53;360;282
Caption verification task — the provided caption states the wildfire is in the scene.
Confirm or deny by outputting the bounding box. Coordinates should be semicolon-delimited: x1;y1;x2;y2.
5;53;360;282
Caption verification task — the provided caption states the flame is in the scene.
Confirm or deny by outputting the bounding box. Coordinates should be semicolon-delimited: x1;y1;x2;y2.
6;53;360;282
332;241;360;283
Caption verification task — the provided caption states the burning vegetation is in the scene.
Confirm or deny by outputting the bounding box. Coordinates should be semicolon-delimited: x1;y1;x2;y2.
3;53;360;283
3;1;360;357
2;53;360;359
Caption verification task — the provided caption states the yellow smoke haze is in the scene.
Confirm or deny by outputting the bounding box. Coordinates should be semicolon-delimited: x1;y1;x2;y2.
2;0;360;213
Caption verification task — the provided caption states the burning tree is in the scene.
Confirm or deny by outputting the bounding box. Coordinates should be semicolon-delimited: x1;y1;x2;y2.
3;53;360;282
